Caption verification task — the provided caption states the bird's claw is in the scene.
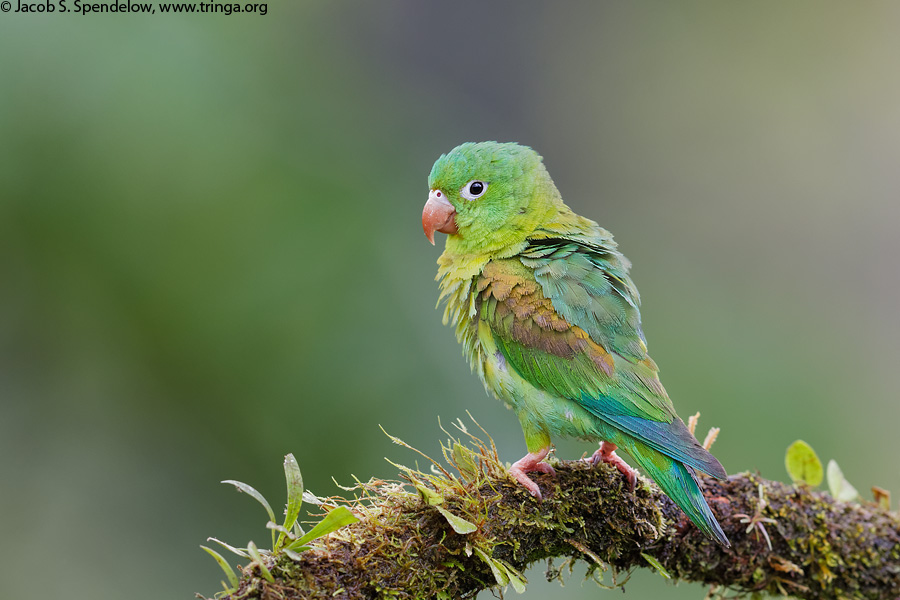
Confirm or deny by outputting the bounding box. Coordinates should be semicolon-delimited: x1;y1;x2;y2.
531;462;556;476
585;441;639;491
509;447;555;500
508;465;544;500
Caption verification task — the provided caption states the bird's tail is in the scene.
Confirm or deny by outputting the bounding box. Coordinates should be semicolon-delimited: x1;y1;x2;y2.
624;440;730;546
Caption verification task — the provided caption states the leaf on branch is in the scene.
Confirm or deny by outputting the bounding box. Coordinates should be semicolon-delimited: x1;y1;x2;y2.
278;453;304;551
200;545;239;591
785;440;823;486
641;552;672;579
221;480;276;525
286;506;360;551
451;442;480;481
207;537;250;559
247;541;274;583
434;505;477;534
826;459;860;502
415;483;445;506
473;547;527;593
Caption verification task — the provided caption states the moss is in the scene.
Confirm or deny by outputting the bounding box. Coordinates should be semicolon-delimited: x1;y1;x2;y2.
216;431;900;600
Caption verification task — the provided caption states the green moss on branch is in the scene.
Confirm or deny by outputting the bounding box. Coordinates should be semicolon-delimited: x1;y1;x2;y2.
215;440;900;600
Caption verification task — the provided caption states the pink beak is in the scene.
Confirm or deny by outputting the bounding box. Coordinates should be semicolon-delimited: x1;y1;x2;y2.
422;189;458;244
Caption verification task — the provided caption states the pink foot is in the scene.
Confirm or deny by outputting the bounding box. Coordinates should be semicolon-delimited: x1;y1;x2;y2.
508;447;556;500
584;441;639;490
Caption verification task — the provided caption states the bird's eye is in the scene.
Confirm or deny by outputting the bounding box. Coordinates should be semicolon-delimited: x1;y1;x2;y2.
460;180;488;201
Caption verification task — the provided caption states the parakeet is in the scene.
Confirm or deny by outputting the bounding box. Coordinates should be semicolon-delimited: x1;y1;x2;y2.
421;141;729;546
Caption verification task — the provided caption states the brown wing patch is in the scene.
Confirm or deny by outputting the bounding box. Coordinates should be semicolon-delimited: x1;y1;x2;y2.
478;261;615;377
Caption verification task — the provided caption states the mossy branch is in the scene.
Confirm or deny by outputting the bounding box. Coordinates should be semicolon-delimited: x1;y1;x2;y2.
214;430;900;600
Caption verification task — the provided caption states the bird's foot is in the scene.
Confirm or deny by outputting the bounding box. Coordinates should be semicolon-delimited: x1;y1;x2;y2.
508;447;556;501
585;441;639;491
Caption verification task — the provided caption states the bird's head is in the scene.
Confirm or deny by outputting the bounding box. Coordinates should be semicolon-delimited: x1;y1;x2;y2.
422;141;561;255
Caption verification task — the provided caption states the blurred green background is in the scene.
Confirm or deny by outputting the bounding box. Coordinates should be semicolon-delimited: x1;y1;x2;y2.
2;2;899;599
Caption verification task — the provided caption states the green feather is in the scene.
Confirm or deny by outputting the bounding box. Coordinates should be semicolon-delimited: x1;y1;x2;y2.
622;438;729;546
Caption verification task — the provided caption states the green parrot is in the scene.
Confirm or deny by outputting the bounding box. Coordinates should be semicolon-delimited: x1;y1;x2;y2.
421;141;729;546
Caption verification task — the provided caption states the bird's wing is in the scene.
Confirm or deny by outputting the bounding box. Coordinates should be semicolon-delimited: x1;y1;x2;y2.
477;240;724;477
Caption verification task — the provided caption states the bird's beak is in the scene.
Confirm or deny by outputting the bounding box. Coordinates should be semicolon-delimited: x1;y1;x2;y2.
422;189;458;245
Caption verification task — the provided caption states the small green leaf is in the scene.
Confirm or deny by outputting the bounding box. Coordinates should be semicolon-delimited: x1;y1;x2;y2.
200;545;239;590
474;547;509;587
247;541;275;583
286;506;359;550
452;443;479;480
283;547;311;561
435;506;477;534
826;460;860;502
207;537;250;559
495;559;527;593
473;548;525;591
415;483;444;506
785;440;823;486
221;480;276;525
506;571;526;593
641;552;672;579
278;454;304;551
